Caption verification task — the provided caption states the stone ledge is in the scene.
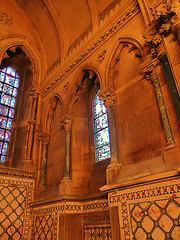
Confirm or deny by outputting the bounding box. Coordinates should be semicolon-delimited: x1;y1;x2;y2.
100;168;180;192
0;165;37;179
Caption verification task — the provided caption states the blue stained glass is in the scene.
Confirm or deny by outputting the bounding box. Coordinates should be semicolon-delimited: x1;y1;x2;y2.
6;118;12;130
0;105;9;116
14;79;19;88
93;95;107;119
12;88;18;97
2;142;8;155
0;141;3;154
0;67;20;163
0;130;5;140
3;84;13;95
94;114;108;132
0;155;6;163
1;93;11;106
96;145;111;161
5;130;10;141
0;116;7;128
0;83;3;91
8;108;14;118
6;67;16;76
0;72;5;82
10;97;16;108
93;90;111;162
5;75;14;86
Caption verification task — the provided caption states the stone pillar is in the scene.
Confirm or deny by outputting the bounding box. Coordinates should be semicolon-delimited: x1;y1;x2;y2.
98;88;123;185
59;117;73;195
39;132;50;187
22;90;39;169
142;60;175;150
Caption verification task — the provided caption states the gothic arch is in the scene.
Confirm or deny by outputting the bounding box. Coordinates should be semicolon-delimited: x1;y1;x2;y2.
0;37;42;86
46;94;63;132
106;37;144;89
66;65;102;115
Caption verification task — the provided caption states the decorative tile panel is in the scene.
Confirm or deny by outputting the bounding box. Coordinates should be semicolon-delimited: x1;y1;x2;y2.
33;213;56;240
0;176;35;240
83;225;112;240
109;178;180;240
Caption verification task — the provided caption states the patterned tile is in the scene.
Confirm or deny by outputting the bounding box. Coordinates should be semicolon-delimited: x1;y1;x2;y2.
0;176;35;240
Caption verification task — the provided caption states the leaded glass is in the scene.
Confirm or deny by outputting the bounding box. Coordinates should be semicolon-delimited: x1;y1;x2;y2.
0;67;20;163
93;90;111;162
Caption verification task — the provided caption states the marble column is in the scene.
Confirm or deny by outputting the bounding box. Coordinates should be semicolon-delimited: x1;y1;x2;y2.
39;132;50;187
22;90;39;169
142;60;175;149
98;88;123;185
59;117;73;195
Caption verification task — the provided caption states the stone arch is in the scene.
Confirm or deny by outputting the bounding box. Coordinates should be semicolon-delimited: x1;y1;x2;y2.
66;65;102;116
106;37;144;89
46;94;63;132
0;37;42;87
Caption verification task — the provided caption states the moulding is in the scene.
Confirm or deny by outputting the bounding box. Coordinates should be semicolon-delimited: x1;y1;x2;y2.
42;1;140;96
100;169;180;192
0;165;37;178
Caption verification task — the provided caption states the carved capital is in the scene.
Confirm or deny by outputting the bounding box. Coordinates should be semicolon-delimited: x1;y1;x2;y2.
141;59;158;81
143;33;162;58
39;132;50;144
150;0;180;36
28;88;40;98
60;117;72;131
98;88;116;106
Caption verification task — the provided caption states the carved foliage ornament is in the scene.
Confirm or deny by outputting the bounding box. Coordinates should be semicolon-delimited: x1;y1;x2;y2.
98;90;116;106
0;12;13;27
150;0;180;36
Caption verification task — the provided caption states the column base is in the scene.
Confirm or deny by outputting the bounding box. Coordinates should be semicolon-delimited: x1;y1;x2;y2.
21;159;33;170
106;161;123;185
59;177;74;195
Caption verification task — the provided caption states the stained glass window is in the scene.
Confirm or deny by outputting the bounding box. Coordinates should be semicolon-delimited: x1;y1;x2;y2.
93;89;111;162
0;67;20;163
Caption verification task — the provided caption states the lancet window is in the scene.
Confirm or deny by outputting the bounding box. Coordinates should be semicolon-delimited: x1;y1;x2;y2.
0;67;20;163
93;89;111;161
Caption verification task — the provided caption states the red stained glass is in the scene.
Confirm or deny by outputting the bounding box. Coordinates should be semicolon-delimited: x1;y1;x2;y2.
0;67;20;163
0;116;7;128
0;130;5;140
1;93;11;106
1;155;6;163
0;105;9;116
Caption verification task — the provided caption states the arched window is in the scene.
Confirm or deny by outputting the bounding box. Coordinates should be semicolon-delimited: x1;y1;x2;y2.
93;89;111;162
0;67;20;163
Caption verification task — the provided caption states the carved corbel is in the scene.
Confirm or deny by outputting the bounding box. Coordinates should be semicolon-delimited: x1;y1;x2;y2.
150;0;180;43
98;88;116;106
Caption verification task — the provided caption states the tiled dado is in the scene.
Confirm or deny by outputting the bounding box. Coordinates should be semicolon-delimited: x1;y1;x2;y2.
109;178;180;240
32;199;109;240
0;175;35;240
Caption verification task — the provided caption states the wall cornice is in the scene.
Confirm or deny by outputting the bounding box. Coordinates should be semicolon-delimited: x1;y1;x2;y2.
0;165;37;179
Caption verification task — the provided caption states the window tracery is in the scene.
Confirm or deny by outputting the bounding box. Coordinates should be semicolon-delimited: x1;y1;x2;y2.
93;89;111;162
0;67;19;163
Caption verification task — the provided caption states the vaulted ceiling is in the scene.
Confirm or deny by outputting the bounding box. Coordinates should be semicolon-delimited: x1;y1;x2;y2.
3;0;121;74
